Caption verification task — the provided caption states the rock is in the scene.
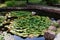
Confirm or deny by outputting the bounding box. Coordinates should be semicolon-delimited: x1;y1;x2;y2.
48;25;57;31
57;20;60;27
44;30;56;40
57;19;60;28
57;20;60;24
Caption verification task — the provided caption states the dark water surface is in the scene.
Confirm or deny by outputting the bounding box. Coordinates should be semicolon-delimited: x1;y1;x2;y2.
14;35;45;40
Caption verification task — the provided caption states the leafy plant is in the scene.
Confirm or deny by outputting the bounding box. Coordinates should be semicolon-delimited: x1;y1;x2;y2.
7;11;52;37
9;11;32;17
5;1;27;7
0;35;4;40
0;16;5;26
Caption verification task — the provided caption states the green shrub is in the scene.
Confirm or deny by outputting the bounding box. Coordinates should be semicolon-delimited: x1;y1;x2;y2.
5;1;27;7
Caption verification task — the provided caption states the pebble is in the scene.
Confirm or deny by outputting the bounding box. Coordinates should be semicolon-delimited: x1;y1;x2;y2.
57;20;60;24
44;30;56;40
48;25;57;31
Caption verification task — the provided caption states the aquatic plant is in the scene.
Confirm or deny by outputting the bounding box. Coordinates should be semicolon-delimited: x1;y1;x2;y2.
9;11;32;17
7;11;52;37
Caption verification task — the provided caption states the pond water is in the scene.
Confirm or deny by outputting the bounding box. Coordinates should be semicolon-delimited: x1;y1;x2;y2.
14;35;45;40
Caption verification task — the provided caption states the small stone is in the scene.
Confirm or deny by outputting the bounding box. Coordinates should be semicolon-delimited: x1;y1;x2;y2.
57;20;60;25
48;25;57;31
44;30;56;40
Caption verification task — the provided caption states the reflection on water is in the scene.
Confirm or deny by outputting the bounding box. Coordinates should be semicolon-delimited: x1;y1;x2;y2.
14;35;45;40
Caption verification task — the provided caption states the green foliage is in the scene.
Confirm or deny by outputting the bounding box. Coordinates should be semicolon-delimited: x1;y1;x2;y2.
45;0;59;4
29;0;42;3
9;11;51;37
29;0;47;5
5;1;27;7
0;16;5;26
0;35;4;40
5;0;26;1
5;1;15;7
10;11;32;17
4;0;60;7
